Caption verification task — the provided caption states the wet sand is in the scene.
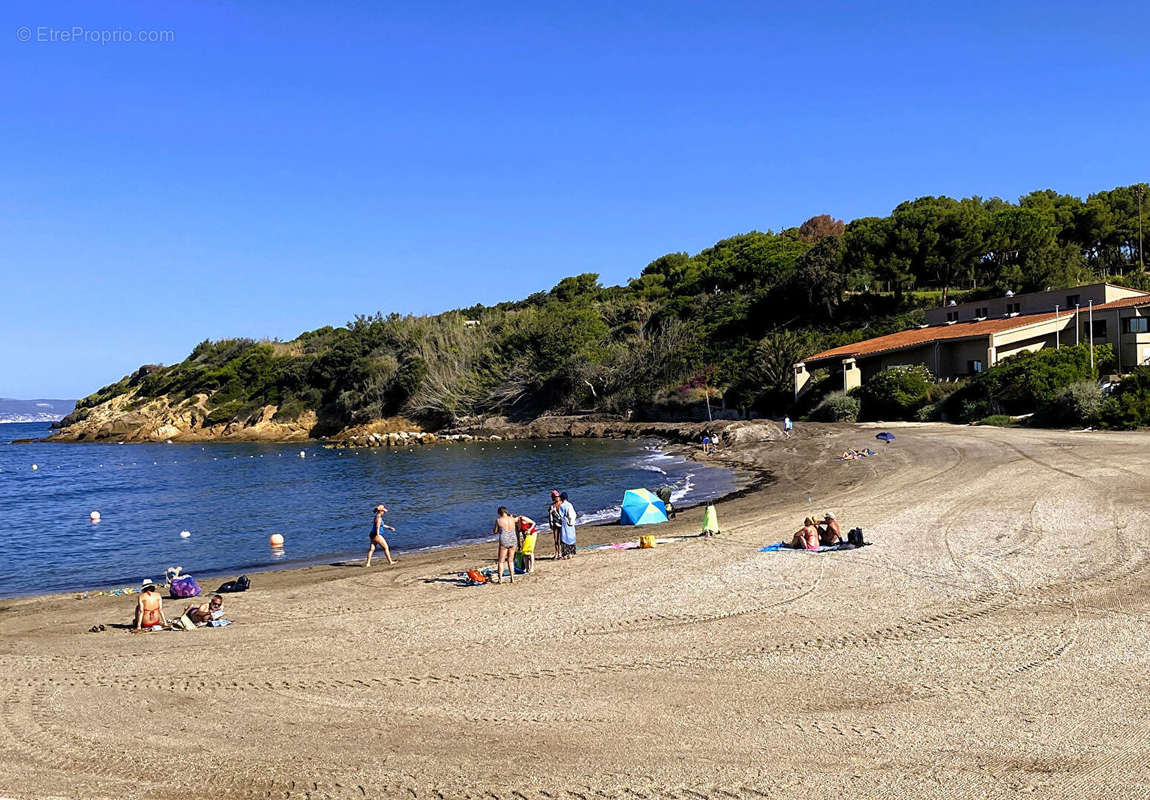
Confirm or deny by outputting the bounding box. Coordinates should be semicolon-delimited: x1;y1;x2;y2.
1;422;1148;799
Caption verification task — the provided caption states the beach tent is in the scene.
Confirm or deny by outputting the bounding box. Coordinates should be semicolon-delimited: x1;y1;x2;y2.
619;489;669;526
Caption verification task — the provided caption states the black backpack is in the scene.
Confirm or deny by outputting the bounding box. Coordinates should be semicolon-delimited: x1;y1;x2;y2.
847;528;865;548
217;574;251;593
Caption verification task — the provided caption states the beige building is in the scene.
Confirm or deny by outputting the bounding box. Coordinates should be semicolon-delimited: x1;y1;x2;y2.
795;283;1150;398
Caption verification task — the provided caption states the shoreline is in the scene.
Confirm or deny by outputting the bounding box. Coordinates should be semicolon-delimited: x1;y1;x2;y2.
0;432;766;604
4;423;1150;798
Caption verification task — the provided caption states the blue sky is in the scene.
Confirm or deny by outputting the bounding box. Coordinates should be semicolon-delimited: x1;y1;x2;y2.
3;0;1148;398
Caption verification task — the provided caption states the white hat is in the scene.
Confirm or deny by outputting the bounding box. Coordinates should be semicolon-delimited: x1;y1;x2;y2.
825;512;835;519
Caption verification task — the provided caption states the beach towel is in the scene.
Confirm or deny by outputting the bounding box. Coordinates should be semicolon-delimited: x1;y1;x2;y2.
760;542;866;552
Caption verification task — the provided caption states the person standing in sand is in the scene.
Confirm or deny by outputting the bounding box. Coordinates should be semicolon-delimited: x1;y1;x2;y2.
548;490;563;561
493;507;518;583
366;504;397;567
558;492;577;558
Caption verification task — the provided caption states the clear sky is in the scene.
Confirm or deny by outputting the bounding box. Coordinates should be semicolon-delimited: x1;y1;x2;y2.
4;0;1148;399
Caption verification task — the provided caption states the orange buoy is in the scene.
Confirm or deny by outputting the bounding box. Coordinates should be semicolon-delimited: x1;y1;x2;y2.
269;533;285;547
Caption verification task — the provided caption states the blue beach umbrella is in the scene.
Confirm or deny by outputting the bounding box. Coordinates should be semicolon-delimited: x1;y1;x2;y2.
876;432;895;443
619;489;669;526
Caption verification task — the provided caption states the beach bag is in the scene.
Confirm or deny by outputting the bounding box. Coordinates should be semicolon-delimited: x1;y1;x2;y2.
169;575;201;598
217;574;250;593
638;534;656;549
847;527;865;547
514;551;524;571
465;569;487;585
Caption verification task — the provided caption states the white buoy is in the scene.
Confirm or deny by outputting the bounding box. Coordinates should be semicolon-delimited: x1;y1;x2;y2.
31;464;38;471
298;451;306;459
179;530;191;538
89;511;101;522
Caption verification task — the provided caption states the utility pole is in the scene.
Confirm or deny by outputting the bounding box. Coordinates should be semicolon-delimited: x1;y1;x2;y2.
1054;304;1060;349
1139;185;1145;271
1088;300;1095;373
1075;304;1080;346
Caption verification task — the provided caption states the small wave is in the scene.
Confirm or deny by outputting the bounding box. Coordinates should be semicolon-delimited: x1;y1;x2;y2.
670;473;695;503
577;505;621;525
636;464;667;475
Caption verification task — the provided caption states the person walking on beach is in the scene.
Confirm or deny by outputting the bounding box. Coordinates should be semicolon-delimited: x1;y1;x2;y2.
493;507;519;583
548;490;563;561
558;492;577;558
366;504;397;567
783;416;793;439
133;582;167;631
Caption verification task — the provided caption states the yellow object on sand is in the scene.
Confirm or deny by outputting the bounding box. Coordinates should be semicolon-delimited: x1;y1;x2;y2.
520;532;537;555
701;504;720;535
638;534;657;549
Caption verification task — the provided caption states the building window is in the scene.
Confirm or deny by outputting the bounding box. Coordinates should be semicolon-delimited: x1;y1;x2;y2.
1123;317;1149;334
967;360;984;374
1006;302;1021;314
1066;294;1080;308
946;311;959;322
1083;320;1107;339
974;306;989;318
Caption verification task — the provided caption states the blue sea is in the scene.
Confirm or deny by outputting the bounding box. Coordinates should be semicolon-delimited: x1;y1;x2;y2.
0;423;737;598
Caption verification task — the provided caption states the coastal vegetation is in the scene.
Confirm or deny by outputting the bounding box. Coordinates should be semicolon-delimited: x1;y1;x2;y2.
66;183;1150;434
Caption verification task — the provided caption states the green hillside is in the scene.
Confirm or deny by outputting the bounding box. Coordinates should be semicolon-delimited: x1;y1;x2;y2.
68;184;1150;432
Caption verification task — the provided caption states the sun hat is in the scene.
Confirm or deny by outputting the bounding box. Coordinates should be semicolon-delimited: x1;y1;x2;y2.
550;490;560;498
374;504;388;512
825;512;835;519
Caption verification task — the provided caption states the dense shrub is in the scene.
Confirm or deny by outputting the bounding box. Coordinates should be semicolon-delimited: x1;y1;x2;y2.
1040;380;1104;427
943;345;1104;422
1102;367;1150;429
810;391;860;422
978;415;1014;427
856;365;934;420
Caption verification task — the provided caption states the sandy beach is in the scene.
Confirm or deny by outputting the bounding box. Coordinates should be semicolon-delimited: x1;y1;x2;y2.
2;422;1148;799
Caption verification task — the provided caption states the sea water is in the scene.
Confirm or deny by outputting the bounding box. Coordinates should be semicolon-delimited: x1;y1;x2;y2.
0;423;737;597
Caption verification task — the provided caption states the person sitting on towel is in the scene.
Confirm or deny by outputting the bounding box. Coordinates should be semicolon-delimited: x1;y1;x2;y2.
818;512;842;546
184;594;224;626
133;582;167;631
788;517;820;550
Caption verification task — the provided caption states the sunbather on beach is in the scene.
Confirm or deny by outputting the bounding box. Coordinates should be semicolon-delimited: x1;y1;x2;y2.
366;504;397;567
818;512;842;546
494;507;518;583
133;583;167;631
788;517;820;550
184;594;223;626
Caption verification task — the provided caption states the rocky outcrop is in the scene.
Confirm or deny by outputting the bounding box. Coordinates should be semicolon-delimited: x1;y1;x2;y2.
48;396;784;447
49;391;317;442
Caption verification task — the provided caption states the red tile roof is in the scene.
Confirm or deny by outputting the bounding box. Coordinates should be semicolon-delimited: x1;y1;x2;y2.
803;294;1150;364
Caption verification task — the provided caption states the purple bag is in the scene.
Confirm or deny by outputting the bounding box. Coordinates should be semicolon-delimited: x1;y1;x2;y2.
169;575;201;598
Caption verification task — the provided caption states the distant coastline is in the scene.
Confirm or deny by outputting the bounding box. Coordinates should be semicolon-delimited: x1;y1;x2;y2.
0;397;75;425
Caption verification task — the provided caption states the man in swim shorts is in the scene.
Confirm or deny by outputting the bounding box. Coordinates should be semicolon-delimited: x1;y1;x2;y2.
185;594;224;626
818;512;842;546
